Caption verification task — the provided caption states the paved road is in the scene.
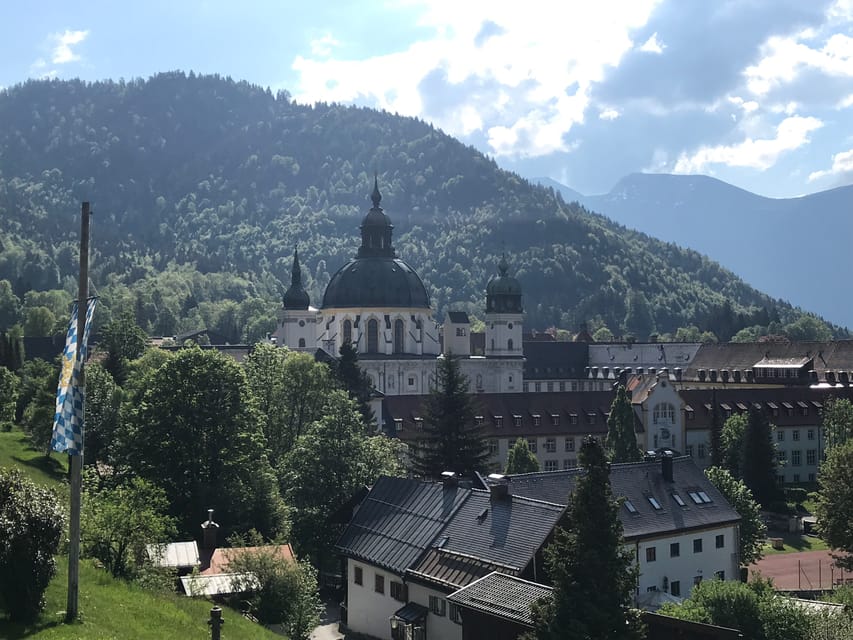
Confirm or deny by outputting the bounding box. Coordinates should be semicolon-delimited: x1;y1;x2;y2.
310;599;344;640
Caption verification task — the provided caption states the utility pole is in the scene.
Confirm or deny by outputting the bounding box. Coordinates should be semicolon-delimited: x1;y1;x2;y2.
66;201;90;622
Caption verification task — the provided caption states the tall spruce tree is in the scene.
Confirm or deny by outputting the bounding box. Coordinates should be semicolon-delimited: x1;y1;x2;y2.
606;385;641;462
527;436;644;640
709;389;724;467
333;342;375;427
411;355;488;478
742;405;779;507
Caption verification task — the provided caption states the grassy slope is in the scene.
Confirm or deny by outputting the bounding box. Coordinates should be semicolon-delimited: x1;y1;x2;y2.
0;429;283;639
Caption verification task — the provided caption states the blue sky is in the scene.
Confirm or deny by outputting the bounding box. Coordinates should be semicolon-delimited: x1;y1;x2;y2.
2;0;853;198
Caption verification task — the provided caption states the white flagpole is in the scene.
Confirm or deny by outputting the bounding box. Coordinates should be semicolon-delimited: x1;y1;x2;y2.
66;201;90;622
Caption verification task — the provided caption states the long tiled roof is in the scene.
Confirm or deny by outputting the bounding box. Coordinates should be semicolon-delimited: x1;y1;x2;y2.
523;341;588;380
507;457;740;540
686;341;853;380
447;571;552;627
335;476;468;574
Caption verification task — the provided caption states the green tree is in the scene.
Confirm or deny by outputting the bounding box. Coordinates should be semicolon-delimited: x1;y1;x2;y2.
674;325;702;342
333;342;375;426
123;347;288;539
705;466;766;566
0;365;18;429
709;390;724;467
783;315;833;342
526;436;644;640
0;330;24;371
0;280;21;331
721;413;748;478
623;291;655;340
815;440;853;570
592;326;614;342
20;358;59;454
100;311;148;384
505;437;540;474
411;355;488;478
226;531;322;637
82;362;122;472
822;397;853;452
0;468;64;622
742;406;779;507
22;306;57;337
658;578;811;640
82;474;177;579
605;384;640;462
281;391;404;564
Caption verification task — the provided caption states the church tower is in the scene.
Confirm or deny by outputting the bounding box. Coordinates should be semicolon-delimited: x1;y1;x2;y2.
485;254;523;358
275;247;318;350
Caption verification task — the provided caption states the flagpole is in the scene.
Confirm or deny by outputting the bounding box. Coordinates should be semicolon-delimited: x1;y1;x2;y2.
66;201;90;622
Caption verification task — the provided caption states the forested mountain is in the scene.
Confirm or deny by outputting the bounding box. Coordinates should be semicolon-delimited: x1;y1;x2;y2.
0;73;836;342
541;172;853;329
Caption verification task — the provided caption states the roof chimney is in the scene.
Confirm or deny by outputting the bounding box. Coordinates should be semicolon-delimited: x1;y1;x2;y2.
441;471;459;488
841;371;850;385
674;367;682;381
709;369;718;383
809;370;818;383
733;370;742;383
487;473;510;500
826;371;837;385
661;450;674;483
746;369;754;383
201;509;219;551
698;369;706;382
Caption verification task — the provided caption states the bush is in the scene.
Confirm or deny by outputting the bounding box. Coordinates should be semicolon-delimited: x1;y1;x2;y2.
0;468;64;622
765;500;794;515
785;487;808;506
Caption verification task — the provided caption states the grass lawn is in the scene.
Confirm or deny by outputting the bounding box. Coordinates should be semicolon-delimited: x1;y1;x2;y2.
0;428;68;485
0;558;284;639
763;531;830;554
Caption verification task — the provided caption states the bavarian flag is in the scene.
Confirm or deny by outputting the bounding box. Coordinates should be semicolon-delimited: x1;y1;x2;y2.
51;297;97;455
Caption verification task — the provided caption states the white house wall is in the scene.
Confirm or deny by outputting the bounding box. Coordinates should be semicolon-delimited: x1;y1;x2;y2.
406;581;463;640
346;560;404;640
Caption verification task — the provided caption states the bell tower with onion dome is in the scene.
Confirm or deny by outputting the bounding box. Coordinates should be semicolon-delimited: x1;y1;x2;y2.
274;246;319;350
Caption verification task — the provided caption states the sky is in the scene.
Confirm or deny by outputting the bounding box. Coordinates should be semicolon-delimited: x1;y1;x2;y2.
2;0;853;198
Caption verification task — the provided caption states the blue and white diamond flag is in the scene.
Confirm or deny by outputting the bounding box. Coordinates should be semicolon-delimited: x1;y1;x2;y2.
51;297;97;455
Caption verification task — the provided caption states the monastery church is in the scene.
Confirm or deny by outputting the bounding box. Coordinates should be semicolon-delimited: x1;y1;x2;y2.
273;178;524;396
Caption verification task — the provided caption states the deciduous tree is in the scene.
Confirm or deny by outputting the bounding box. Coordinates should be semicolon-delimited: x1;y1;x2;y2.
822;397;853;452
99;311;148;384
705;466;766;566
815;440;853;570
721;412;748;478
506;437;540;474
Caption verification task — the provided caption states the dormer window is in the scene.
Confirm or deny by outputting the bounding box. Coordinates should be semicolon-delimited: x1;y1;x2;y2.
532;414;541;427
495;416;503;428
513;415;523;428
413;417;424;431
393;418;403;432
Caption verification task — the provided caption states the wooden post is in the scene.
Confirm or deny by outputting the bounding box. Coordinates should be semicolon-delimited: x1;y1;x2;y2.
66;202;90;622
209;606;224;640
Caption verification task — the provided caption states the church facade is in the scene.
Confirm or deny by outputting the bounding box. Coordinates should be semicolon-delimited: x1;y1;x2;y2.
273;178;524;396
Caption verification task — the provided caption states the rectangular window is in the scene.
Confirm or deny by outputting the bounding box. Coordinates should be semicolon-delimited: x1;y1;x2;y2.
807;449;817;466
394;419;403;432
571;381;578;391
534;382;541;392
716;534;724;549
375;574;385;594
475;415;484;426
670;542;680;558
559;382;565;392
533;415;542;426
586;412;597;425
489;440;499;456
697;444;706;459
390;581;407;602
354;565;363;586
793;430;801;441
777;450;787;463
527;438;538;453
672;493;686;507
569;414;578;425
670;581;681;597
545;460;558;472
792;450;801;467
808;473;816;482
646;547;656;562
408;376;415;387
429;595;446;616
552;414;560;426
456;327;466;336
565;438;575;452
563;458;576;469
686;410;694;420
513;415;523;428
807;429;815;441
693;538;703;553
495;416;503;428
449;603;462;624
547;382;553;392
414;417;423;430
647;496;662;510
778;430;785;441
545;438;556;453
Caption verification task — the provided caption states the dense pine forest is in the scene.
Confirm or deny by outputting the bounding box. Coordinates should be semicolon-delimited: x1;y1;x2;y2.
0;72;839;342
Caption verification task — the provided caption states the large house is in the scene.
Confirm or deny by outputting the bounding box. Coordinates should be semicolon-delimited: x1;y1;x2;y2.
336;454;739;640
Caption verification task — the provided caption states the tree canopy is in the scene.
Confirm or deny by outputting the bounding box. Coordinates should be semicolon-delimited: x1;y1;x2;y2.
815;440;853;570
505;437;540;474
605;384;640;462
705;466;766;566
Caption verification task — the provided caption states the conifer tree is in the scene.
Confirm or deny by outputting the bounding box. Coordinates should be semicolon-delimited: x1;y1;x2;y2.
411;355;488;478
709;389;724;467
333;342;375;426
742;405;779;507
606;385;641;462
505;437;540;474
527;436;644;640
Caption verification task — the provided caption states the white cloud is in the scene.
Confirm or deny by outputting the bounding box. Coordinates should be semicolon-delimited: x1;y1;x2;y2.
310;33;340;57
639;32;665;53
837;93;853;108
291;0;662;158
599;107;621;120
745;32;853;96
51;29;89;64
673;115;823;173
808;148;853;181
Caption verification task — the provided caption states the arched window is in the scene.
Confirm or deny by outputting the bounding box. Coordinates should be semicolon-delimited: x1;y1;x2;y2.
653;403;676;426
298;338;306;348
491;338;495;350
343;319;352;347
367;318;379;354
508;338;514;351
394;319;404;354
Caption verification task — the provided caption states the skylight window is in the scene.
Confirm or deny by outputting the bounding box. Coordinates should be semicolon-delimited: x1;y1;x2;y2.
624;500;637;514
672;493;686;507
647;496;662;510
688;491;703;504
697;492;712;504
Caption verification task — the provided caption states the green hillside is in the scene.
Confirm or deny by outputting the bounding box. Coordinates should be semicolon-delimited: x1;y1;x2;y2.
0;73;826;340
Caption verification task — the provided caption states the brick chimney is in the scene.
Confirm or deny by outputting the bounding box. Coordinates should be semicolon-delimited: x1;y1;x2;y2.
201;509;219;551
661;450;674;483
487;473;510;500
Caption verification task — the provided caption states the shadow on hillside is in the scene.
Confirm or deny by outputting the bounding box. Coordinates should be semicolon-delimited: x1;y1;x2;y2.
12;453;67;482
0;617;63;639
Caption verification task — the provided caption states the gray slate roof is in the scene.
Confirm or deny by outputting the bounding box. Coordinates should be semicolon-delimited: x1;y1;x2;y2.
447;571;552;627
507;457;740;539
335;476;467;574
523;341;589;380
